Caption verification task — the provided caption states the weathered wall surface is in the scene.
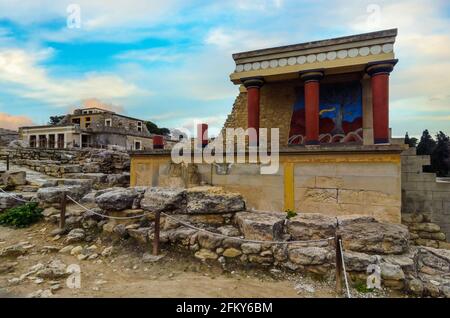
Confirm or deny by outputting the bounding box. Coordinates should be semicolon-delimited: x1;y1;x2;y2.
222;82;296;146
401;147;450;242
130;151;402;223
292;158;401;223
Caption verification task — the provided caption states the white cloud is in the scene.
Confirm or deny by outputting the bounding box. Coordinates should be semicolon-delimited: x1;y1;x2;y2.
0;48;148;107
0;112;34;130
205;27;284;52
115;48;183;63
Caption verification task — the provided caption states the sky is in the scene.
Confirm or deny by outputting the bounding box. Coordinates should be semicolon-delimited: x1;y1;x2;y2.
0;0;449;138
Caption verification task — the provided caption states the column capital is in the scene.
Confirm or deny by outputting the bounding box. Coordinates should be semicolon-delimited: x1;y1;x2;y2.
242;77;265;89
300;69;324;83
366;59;398;77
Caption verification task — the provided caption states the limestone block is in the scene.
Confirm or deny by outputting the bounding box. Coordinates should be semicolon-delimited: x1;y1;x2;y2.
315;176;343;189
140;187;187;213
409;223;441;233
1;171;26;187
338;189;399;206
234;212;284;241
186;186;245;214
299;188;337;203
288;247;330;265
286;213;336;240
294;176;316;188
339;219;409;254
194;249;218;260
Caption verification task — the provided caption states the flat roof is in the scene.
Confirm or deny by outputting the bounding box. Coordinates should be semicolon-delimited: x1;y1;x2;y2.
233;29;397;60
230;28;398;84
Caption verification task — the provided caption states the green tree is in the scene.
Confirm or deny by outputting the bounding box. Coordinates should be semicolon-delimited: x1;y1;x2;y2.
48;115;65;125
431;131;450;177
145;121;170;136
416;129;436;155
404;132;418;148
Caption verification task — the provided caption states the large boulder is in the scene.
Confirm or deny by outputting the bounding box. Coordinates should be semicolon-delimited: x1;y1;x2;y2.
0;192;25;212
37;185;89;203
339;218;409;255
140;187;187;213
288;246;331;265
286;213;336;240
416;247;450;274
186;186;245;214
107;173;130;186
343;251;378;272
1;171;27;187
95;188;139;211
234;212;284;241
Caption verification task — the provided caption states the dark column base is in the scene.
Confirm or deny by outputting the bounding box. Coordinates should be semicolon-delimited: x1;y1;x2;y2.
153;145;164;149
305;140;320;145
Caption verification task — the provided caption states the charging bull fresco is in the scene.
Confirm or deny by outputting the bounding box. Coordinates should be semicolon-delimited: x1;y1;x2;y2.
288;81;363;145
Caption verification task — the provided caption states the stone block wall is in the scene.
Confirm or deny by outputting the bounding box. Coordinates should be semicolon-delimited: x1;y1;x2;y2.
293;160;401;223
401;147;450;241
130;151;403;224
222;81;295;146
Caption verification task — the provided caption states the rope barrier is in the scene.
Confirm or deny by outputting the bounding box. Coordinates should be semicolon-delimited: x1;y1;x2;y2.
67;195;148;220
339;238;352;298
0;187;29;202
161;212;334;245
66;195;334;245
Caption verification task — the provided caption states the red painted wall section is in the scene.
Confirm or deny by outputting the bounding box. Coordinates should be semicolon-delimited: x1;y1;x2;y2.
247;86;260;145
372;73;390;144
304;81;320;145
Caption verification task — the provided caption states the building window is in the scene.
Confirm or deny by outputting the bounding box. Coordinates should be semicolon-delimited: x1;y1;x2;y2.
85;122;91;128
72;118;81;125
57;134;65;148
29;135;37;148
38;135;47;148
85;117;91;122
134;140;142;150
48;134;56;148
137;121;142;132
105;119;112;127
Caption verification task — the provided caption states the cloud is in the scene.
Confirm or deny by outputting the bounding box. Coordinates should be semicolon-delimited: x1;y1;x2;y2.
205;27;284;52
115;48;183;63
0;48;147;107
0;0;191;43
70;98;125;113
0;112;34;130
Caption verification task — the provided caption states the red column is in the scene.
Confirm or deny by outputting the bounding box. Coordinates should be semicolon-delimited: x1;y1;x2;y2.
153;135;164;149
243;77;264;146
301;71;324;145
366;60;398;144
197;123;208;148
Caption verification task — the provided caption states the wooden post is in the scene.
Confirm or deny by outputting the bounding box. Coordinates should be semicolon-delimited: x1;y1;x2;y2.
335;233;343;295
6;155;9;171
60;193;66;229
153;211;161;255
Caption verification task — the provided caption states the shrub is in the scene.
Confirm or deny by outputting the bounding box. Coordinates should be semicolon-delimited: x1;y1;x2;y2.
0;202;43;228
285;209;298;219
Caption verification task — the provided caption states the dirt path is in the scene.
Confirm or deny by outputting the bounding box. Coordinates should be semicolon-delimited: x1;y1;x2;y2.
0;221;338;298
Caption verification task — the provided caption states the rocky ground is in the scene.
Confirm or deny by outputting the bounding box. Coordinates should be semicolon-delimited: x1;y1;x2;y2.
0;161;52;186
0;220;335;298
